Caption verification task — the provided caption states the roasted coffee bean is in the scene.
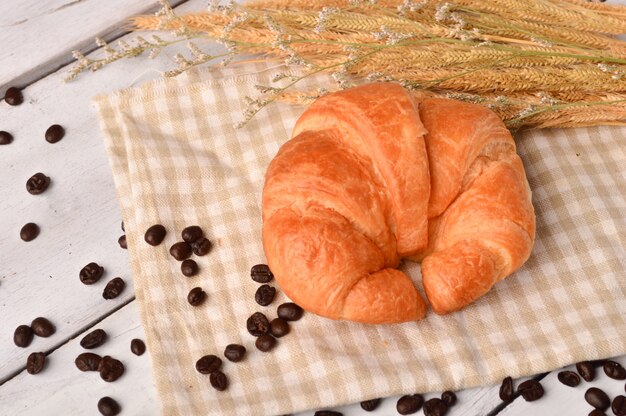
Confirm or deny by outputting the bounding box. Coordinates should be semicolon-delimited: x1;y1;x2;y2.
80;262;104;285
181;259;198;277
75;352;102;371
191;237;212;256
144;224;166;246
195;355;222;374
518;379;544;402
0;130;13;145
118;235;127;249
277;302;303;321
246;312;270;336
557;370;580;387
588;410;607;416
80;329;107;349
613;395;626;416
181;225;203;243
224;344;246;362
14;325;33;347
20;222;40;242
31;317;55;337
592;359;608;368
187;287;206;306
26;352;46;374
5;87;23;106
585;387;610;410
441;391;457;407
45;124;65;144
577;361;596;382
396;394;423;415
103;277;125;300
99;356;125;382
170;241;192;261
131;338;146;356
604;360;626;380
255;334;276;352
360;398;381;411
424;398;448;416
210;371;228;391
26;172;50;195
269;318;290;338
255;284;276;306
314;412;343;416
97;396;121;416
499;376;514;401
251;264;273;283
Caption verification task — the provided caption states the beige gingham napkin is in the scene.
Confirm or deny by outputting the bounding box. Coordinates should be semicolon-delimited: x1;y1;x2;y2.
94;63;626;416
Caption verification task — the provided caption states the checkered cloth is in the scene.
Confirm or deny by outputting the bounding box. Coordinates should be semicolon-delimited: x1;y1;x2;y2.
94;63;626;416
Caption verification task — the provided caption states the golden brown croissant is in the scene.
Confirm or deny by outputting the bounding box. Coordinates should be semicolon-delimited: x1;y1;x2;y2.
262;83;535;324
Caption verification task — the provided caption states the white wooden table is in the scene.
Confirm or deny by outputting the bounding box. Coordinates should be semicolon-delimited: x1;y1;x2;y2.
1;1;625;415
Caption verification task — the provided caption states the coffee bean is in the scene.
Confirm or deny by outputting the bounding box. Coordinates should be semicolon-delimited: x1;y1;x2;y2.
224;344;246;362
75;352;102;371
170;241;192;261
518;379;544;402
588;410;606;416
246;312;270;336
31;317;55;337
80;262;104;285
611;395;626;416
131;338;146;356
181;259;198;277
209;370;228;391
181;225;203;243
424;398;447;416
585;387;610;410
499;376;514;402
97;397;121;416
441;391;457;407
396;394;423;415
144;224;166;246
103;277;125;300
45;124;65;144
26;352;46;374
99;356;125;382
255;284;276;306
251;264;273;283
277;302;303;321
314;412;343;416
360;398;381;411
191;237;212;256
5;87;23;106
118;235;127;249
14;325;33;348
592;359;608;368
255;334;276;352
80;329;107;349
195;355;222;374
26;172;50;195
20;222;40;242
577;361;596;382
557;370;580;387
0;130;13;145
604;360;626;380
187;287;206;306
269;318;290;338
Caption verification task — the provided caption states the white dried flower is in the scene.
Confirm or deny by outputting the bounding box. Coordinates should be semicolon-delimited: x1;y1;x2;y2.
435;3;451;22
314;7;340;33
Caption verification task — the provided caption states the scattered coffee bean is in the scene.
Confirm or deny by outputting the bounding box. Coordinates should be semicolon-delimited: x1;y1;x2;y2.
396;394;423;415
210;370;228;391
45;124;65;144
99;356;125;382
246;312;270;336
26;172;50;195
26;352;46;375
103;277;125;300
277;302;303;321
31;317;55;337
79;262;104;285
187;287;206;306
20;222;40;242
557;370;580;387
577;361;596;382
5;87;23;106
255;334;276;352
195;355;222;374
144;224;166;246
224;344;246;363
269;318;290;338
251;264;273;283
118;235;127;249
499;376;514;402
585;387;610;410
604;360;626;380
191;237;212;256
613;395;626;416
0;130;13;145
14;325;33;348
131;339;146;356
424;398;447;416
588;410;606;416
181;225;203;243
170;241;192;261
97;396;121;416
441;391;457;407
314;412;343;416
181;259;198;277
518;379;544;402
75;352;102;371
80;329;107;349
360;398;381;411
592;359;608;368
255;284;276;306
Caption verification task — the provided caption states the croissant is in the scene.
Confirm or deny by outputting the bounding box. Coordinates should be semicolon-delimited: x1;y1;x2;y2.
262;83;535;324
